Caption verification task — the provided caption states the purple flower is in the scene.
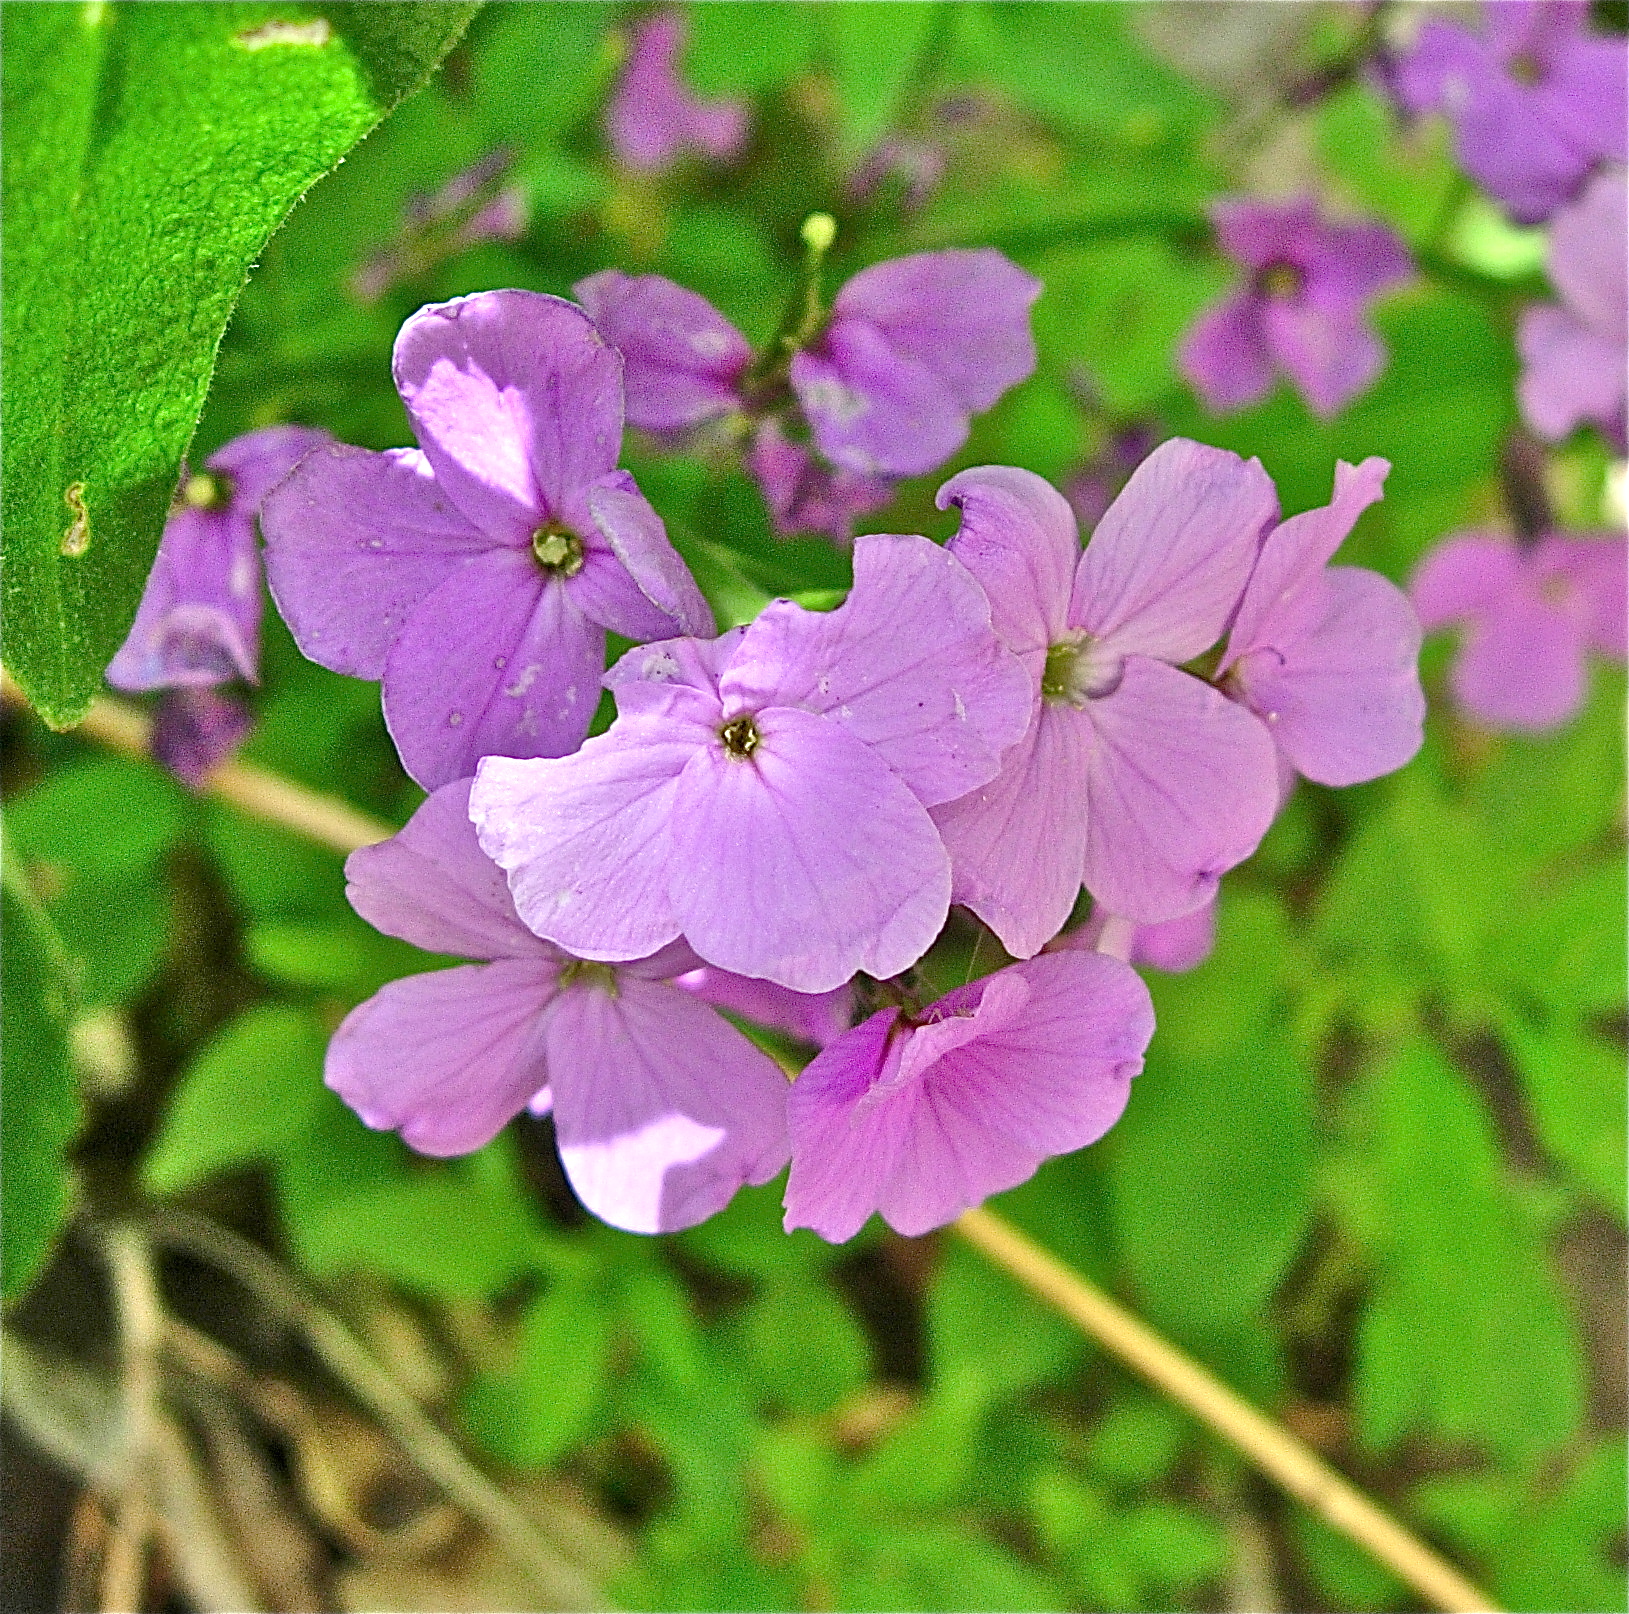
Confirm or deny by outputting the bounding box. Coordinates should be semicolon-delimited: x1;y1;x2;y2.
149;688;254;790
782;951;1154;1242
745;417;896;544
1390;0;1626;225
1411;529;1627;730
790;249;1043;477
605;10;749;173
575;269;753;439
1067;898;1218;975
928;445;1282;961
848;136;948;213
328;780;790;1234
469;533;1032;993
261;291;714;792
674;968;854;1048
1518;169;1628;450
1178;196;1413;419
1218;458;1425;786
1064;424;1159;534
107;425;329;692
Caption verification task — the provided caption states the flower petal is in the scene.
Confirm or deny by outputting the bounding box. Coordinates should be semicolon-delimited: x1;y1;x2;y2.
1517;303;1626;443
938;465;1080;662
1453;591;1588;731
1082;657;1279;923
470;719;703;961
674;968;854;1047
344;778;546;962
326;959;557;1156
723;533;1032;806
669;705;952;992
1409;533;1524;628
261;444;493;678
931;702;1093;959
546;976;789;1233
382;549;603;790
584;471;716;638
1073;438;1277;663
1262;298;1387;419
1177;293;1276;414
393;290;622;539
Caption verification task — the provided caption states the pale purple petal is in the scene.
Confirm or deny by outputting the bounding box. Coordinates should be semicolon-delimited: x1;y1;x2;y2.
1263;298;1387;419
605;10;749;171
382;549;602;790
1297;217;1415;306
937;465;1080;663
344;778;547;962
1073;438;1278;663
1548;170;1628;340
784;952;1153;1241
584;472;716;638
1229;568;1425;786
1082;657;1279;923
545;976;788;1234
261;444;494;678
1542;534;1629;658
1453;589;1588;730
1225;457;1391;659
1517;302;1627;443
149;688;252;788
392;291;622;539
471;722;703;964
1130;898;1216;973
931;703;1093;960
674;968;854;1047
722;533;1032;807
1211;195;1320;270
326;959;557;1157
603;629;742;720
668;705;952;993
574;270;751;435
1178;292;1276;414
1410;533;1525;628
745;416;897;542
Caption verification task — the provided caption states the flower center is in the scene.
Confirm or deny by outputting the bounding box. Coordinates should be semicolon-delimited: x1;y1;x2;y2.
531;525;585;577
560;959;618;995
719;713;761;758
1508;50;1545;86
1256;259;1304;300
182;470;232;511
1041;634;1121;705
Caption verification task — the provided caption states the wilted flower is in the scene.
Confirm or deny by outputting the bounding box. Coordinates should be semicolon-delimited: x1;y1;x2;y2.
1179;196;1413;419
605;10;749;172
261;290;713;791
1411;529;1627;730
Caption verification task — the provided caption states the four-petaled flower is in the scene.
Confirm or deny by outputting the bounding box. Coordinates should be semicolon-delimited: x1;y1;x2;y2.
261;290;714;791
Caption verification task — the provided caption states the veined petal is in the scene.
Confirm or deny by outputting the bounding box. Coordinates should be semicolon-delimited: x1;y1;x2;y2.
471;722;700;961
1082;657;1278;923
1073;439;1277;663
393;291;622;540
673;967;854;1047
344;779;549;962
669;705;951;993
261;444;493;678
938;465;1080;662
584;472;716;638
326;959;557;1156
931;701;1092;959
723;533;1032;806
546;976;789;1234
383;549;603;790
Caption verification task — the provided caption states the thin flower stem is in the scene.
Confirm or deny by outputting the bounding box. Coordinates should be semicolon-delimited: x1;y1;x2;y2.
13;671;1500;1613
952;1205;1500;1614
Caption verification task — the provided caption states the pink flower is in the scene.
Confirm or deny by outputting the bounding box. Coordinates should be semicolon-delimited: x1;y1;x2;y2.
604;11;749;172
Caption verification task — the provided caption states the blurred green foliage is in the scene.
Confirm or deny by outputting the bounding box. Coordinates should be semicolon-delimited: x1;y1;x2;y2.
3;4;1624;1611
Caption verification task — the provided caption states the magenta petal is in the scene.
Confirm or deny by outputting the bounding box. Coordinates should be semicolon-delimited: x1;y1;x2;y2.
1082;657;1279;923
1230;567;1425;786
584;472;716;638
326;959;557;1156
1453;591;1588;730
1543;534;1628;659
470;722;701;962
1074;439;1278;662
1410;533;1525;628
931;702;1093;959
344;779;547;962
392;291;622;539
1178;293;1276;414
1130;898;1217;974
745;416;897;542
674;968;854;1047
262;444;493;678
573;270;751;435
723;533;1032;807
382;550;602;790
545;977;788;1233
668;705;952;993
937;465;1080;662
1263;298;1386;419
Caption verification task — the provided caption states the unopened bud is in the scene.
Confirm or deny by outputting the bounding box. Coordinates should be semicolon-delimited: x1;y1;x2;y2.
800;212;837;256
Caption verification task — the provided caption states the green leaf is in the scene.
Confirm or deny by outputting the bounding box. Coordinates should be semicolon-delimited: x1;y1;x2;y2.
2;0;477;726
822;2;938;159
1;853;83;1300
739;1277;870;1415
143;1003;326;1193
